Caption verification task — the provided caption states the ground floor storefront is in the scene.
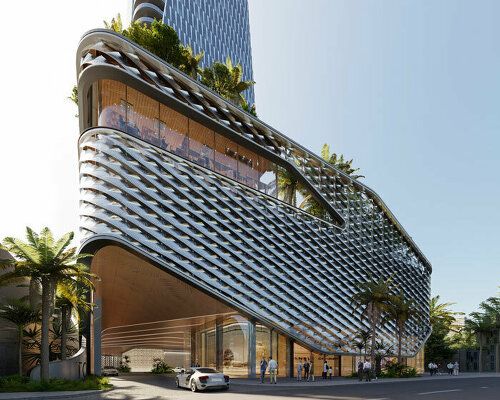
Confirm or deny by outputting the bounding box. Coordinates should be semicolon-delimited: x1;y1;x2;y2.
89;245;423;378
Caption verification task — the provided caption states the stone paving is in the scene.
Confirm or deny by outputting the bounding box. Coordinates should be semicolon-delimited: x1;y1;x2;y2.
1;373;499;400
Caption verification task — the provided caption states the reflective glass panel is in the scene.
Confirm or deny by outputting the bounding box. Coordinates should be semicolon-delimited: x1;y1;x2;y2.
214;132;238;180
98;80;126;131
188;120;215;169
256;324;270;373
95;80;322;217
159;104;189;156
222;316;248;377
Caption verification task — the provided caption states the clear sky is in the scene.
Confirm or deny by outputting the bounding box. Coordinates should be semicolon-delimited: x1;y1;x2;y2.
0;1;498;315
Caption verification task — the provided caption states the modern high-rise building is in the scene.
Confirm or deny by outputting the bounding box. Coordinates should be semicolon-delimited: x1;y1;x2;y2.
76;29;431;378
131;0;255;105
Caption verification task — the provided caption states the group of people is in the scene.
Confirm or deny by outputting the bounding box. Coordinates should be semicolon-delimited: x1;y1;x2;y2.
259;356;339;384
296;358;315;381
321;360;334;379
259;357;279;384
427;361;459;376
357;360;373;382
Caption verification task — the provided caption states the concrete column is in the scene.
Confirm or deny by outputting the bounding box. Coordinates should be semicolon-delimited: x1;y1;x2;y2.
216;316;223;371
287;338;294;378
190;328;196;367
83;289;92;377
248;320;256;378
269;328;273;358
93;298;102;376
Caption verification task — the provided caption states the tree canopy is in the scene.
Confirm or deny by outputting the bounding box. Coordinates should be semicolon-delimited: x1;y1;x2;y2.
0;227;95;381
103;15;256;113
201;56;255;106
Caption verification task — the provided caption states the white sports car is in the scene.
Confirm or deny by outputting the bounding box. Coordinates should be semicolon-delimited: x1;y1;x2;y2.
175;367;229;392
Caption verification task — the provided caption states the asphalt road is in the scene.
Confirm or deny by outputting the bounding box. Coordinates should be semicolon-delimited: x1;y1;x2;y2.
102;373;500;400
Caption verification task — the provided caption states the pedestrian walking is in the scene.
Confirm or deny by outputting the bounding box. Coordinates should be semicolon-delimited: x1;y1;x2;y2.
303;358;310;381
309;359;315;382
259;357;268;384
453;361;459;376
428;361;434;376
328;365;333;380
323;361;328;379
447;362;454;375
358;360;364;381
297;358;303;381
268;357;278;384
363;359;372;382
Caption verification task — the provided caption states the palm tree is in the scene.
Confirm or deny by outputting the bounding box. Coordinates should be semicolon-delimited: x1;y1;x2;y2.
374;339;394;376
429;295;457;328
465;313;494;372
201;56;255;106
298;144;363;217
277;167;300;206
320;144;364;180
56;279;93;360
352;276;392;366
354;329;372;360
385;291;420;364
478;295;500;318
104;13;123;33
242;99;257;117
179;45;204;79
0;227;95;381
0;299;39;375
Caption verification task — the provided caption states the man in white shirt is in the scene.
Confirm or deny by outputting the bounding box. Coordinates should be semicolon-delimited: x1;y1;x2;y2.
268;357;278;384
428;361;435;376
363;359;372;382
447;362;454;375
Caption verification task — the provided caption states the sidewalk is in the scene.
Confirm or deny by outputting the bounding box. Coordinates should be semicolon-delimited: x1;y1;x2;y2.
230;372;500;387
0;390;102;400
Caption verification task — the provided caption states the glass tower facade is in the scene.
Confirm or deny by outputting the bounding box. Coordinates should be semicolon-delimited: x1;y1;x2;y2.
132;0;255;105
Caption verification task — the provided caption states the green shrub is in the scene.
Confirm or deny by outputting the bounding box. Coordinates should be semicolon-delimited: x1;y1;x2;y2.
0;375;111;392
118;355;131;372
151;358;173;374
380;362;417;378
117;364;131;373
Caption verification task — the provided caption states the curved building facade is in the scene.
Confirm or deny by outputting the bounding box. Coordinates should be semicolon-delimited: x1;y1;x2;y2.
77;30;431;377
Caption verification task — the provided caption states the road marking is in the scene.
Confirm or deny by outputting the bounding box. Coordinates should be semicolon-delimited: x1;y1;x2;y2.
418;389;462;395
480;386;489;389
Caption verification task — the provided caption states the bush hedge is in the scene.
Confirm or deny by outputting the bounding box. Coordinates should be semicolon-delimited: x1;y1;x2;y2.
0;375;111;392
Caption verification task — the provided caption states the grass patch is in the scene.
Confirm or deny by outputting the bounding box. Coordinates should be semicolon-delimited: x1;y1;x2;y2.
0;375;112;392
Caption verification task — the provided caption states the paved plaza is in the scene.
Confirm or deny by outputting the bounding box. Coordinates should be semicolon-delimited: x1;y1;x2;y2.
102;373;500;400
1;373;499;400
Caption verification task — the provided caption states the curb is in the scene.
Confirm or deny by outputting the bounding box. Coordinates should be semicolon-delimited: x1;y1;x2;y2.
0;389;108;400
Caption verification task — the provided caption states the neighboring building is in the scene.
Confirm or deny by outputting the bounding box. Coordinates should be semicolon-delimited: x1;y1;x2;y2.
455;315;500;373
77;29;432;377
131;0;255;105
0;250;28;376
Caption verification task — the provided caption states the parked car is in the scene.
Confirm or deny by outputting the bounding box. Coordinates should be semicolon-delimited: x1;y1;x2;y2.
173;366;184;373
176;367;229;392
102;366;119;376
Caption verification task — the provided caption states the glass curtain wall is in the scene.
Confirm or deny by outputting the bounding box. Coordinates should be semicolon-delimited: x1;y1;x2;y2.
222;316;249;377
97;79;278;197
